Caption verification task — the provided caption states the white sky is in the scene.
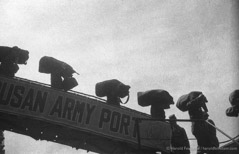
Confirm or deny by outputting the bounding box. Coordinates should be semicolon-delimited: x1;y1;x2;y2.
1;0;239;154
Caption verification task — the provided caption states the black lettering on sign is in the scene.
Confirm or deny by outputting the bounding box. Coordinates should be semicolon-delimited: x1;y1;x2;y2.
119;114;130;135
0;80;1;88
110;111;121;132
0;83;14;105
0;81;47;112
99;108;111;128
85;104;96;125
33;91;47;113
10;85;25;108
72;101;85;123
132;117;138;138
21;89;34;111
62;98;75;120
50;96;63;118
0;82;7;105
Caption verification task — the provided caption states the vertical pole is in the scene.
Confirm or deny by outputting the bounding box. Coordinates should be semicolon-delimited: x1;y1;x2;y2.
0;130;5;154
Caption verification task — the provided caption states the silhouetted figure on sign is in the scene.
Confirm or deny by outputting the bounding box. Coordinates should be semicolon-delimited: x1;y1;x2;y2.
95;79;130;106
169;114;190;154
226;90;239;117
39;56;78;91
191;110;219;154
0;46;29;77
177;91;219;154
138;89;174;119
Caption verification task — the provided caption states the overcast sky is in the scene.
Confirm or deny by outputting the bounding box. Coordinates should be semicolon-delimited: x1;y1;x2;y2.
1;0;239;154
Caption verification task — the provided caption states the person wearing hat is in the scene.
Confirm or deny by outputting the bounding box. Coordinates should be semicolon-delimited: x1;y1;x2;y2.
169;114;190;154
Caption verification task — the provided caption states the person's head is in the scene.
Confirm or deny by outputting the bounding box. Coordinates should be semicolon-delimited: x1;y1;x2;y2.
169;114;177;125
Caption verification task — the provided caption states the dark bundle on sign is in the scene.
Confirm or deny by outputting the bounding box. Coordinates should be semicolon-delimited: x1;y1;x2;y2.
95;79;130;106
137;89;174;119
0;46;29;77
39;56;78;91
39;56;77;76
138;89;174;108
226;90;239;117
176;91;208;112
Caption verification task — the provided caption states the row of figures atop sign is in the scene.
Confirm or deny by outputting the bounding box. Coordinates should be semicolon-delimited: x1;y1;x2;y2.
0;46;238;117
1;46;239;154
